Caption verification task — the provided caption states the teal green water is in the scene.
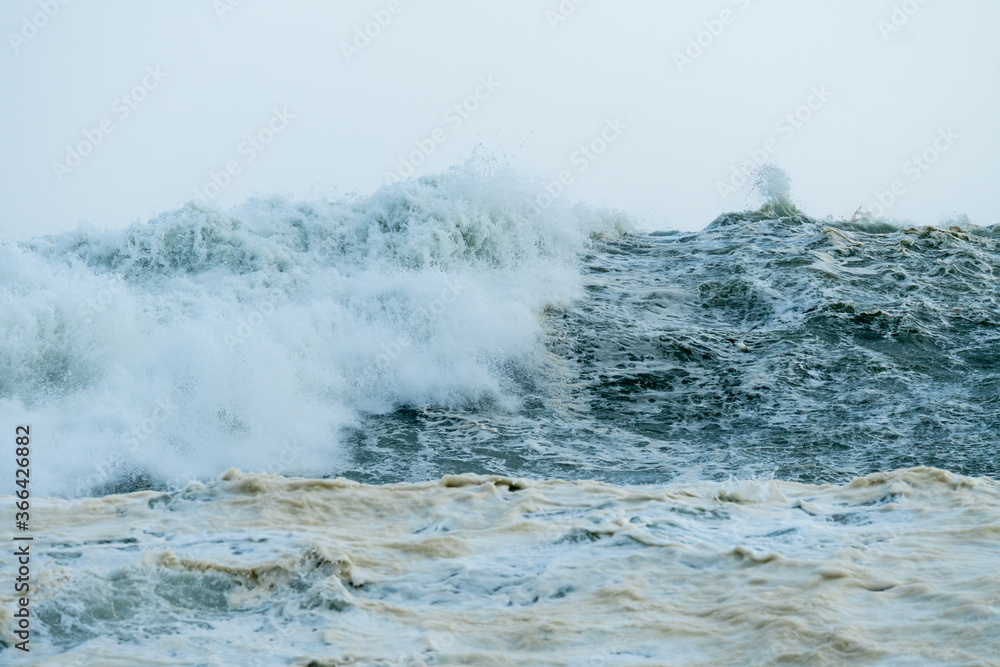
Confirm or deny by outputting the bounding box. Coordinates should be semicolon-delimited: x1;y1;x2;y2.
346;206;1000;486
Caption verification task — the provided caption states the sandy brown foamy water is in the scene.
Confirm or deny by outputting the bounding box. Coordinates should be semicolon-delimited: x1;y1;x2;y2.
2;466;998;665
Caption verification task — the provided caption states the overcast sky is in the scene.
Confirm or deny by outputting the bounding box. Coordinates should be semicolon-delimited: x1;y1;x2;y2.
1;0;997;238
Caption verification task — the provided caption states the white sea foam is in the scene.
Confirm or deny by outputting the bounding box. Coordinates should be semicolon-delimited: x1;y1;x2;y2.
0;172;629;496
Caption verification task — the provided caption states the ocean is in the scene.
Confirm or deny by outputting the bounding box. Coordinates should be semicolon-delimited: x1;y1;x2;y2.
2;170;999;665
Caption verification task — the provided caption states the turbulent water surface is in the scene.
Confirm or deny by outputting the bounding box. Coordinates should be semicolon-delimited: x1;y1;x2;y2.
1;173;998;664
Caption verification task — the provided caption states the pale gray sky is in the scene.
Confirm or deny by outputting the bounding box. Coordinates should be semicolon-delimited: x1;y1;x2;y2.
1;0;997;238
